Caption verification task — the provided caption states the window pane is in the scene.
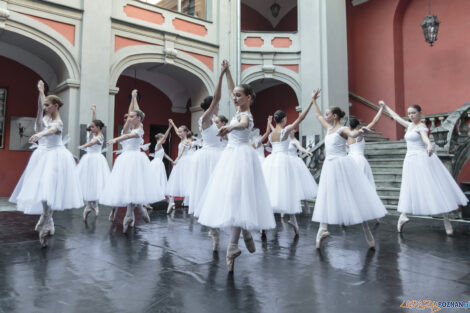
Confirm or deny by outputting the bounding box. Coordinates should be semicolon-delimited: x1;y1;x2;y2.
182;0;206;19
141;0;178;11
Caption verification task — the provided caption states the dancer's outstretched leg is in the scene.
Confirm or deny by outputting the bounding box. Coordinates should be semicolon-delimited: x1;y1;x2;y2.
362;221;375;248
242;229;256;253
38;202;54;247
91;201;99;217
316;223;330;249
227;227;242;272
208;228;220;252
443;214;453;236
123;204;135;233
287;214;299;236
397;212;409;233
109;207;117;222
83;201;92;221
167;196;175;214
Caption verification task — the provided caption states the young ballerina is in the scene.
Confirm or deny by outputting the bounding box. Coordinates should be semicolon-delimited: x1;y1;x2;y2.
383;102;468;235
165;119;193;213
251;127;270;164
197;82;276;272
149;124;173;200
100;89;161;233
287;131;318;201
347;102;385;189
10;80;54;234
311;89;387;249
15;88;83;247
77;105;110;221
187;61;229;251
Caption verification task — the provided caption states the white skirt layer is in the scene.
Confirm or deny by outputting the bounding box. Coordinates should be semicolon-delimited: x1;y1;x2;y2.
312;155;387;225
150;158;168;194
262;152;305;214
188;147;222;216
16;146;84;214
166;155;192;197
100;150;164;206
197;144;276;230
349;153;376;189
77;152;110;201
398;151;468;215
289;155;318;200
9;147;47;213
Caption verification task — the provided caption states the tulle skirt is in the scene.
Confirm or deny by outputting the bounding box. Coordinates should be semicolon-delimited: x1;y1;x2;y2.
349;153;376;189
77;152;110;201
16;146;84;214
9;147;47;213
289;155;318;199
197;144;276;230
188;147;222;216
100;150;164;206
312;155;387;225
397;151;468;215
150;157;167;194
262;152;305;214
166;155;192;197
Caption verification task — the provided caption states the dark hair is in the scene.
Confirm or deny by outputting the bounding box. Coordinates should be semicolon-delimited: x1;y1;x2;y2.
46;95;64;108
92;119;105;129
187;130;193;138
218;115;228;124
132;109;145;121
349;118;360;129
330;107;346;119
274;110;287;123
179;125;189;133
409;104;422;112
123;113;128;120
200;96;213;111
238;84;256;105
155;133;164;140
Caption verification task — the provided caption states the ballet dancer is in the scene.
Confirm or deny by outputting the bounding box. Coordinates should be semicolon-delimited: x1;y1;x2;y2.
383;102;468;235
197;81;276;272
77;104;110;221
100;89;161;233
311;89;387;249
149;124;173;203
16;85;83;247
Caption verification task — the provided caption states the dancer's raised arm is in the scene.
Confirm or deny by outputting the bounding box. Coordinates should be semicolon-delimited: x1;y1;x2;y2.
156;125;172;152
107;130;138;145
292;140;313;157
128;89;140;114
35;80;46;132
91;104;98;121
217;114;249;137
201;60;228;129
168;118;180;134
225;61;235;99
311;89;330;130
383;101;410;128
285;89;321;136
363;101;385;130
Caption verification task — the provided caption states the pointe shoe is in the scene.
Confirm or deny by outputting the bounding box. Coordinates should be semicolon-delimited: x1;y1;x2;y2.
209;229;220;252
242;230;256;253
83;205;92;221
166;202;175;214
288;218;299;236
35;214;45;232
443;218;454;236
315;229;330;249
138;205;150;223
109;208;116;222
47;216;55;236
92;203;99;217
123;215;134;233
39;230;48;248
260;229;267;240
226;244;242;272
397;214;410;233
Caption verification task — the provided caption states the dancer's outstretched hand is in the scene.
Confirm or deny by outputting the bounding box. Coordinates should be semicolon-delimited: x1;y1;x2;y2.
217;125;232;137
107;138;117;145
131;89;138;98
378;100;386;108
427;144;433;156
37;80;44;92
222;60;229;71
312;89;321;101
91;104;96;112
29;133;41;143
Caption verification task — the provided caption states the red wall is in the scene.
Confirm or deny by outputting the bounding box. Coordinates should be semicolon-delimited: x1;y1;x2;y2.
114;76;191;161
0;56;45;197
252;84;299;131
241;4;297;32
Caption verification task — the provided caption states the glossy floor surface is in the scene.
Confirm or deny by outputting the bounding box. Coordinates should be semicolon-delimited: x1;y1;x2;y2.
0;202;469;313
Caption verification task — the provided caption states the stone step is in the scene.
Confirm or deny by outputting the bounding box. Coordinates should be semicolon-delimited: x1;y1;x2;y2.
385;204;398;211
373;172;402;181
368;158;404;166
374;180;402;188
376;187;401;197
379;196;399;205
365;150;407;158
371;167;403;174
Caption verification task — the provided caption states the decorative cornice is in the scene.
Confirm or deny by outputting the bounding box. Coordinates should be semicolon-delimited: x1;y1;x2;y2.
109;87;120;95
0;7;10;28
351;0;369;6
189;105;202;113
171;105;187;114
53;79;80;93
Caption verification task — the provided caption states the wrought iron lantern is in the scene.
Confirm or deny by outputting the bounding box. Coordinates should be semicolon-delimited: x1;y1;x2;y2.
421;0;439;46
431;125;449;147
270;2;281;18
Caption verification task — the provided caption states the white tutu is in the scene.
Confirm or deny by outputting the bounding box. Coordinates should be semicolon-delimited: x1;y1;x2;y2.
77;152;110;201
348;138;376;188
289;155;318;199
198;111;275;230
165;154;192;197
312;127;386;225
263;152;305;214
398;151;468;215
312;155;387;225
16;146;84;214
9;144;47;213
188;147;222;216
149;158;167;194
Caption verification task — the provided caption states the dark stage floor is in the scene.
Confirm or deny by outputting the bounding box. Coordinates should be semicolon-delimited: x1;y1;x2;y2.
0;203;469;313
